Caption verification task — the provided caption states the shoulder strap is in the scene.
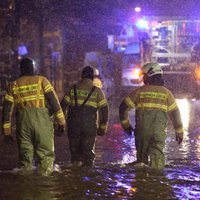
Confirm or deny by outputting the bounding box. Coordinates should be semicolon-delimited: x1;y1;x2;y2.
73;85;78;107
81;86;96;107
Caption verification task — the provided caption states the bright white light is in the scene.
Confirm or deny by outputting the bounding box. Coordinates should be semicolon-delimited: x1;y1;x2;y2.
175;99;190;156
136;19;148;29
176;99;190;131
135;7;141;13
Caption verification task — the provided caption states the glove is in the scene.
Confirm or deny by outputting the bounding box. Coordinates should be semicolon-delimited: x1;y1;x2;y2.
176;132;183;144
124;126;134;136
4;135;14;145
97;128;106;136
55;125;65;137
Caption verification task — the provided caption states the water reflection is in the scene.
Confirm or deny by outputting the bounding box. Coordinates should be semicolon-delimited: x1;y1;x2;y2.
166;168;200;200
0;99;200;199
176;98;190;131
0;173;61;200
165;99;191;163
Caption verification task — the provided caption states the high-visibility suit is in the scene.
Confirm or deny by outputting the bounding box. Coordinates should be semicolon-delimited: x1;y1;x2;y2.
119;84;184;169
61;78;109;166
2;75;65;175
93;77;103;89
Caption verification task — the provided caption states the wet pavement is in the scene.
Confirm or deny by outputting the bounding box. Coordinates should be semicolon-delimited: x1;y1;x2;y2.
0;98;200;200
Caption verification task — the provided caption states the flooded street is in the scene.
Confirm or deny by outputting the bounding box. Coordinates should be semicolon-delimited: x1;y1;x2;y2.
0;98;200;200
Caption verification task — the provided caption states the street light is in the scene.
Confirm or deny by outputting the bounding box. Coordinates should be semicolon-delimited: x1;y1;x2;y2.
134;7;141;13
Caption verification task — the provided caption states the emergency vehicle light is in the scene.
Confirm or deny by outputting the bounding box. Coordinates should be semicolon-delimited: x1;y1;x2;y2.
135;19;148;29
132;67;142;79
195;67;200;79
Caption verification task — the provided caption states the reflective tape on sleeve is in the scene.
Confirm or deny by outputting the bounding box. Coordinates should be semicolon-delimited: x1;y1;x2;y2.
56;110;65;119
175;127;184;133
44;84;54;93
64;95;71;103
120;119;131;129
4;94;14;102
168;102;178;112
124;96;135;108
97;99;107;107
100;124;107;130
3;122;11;129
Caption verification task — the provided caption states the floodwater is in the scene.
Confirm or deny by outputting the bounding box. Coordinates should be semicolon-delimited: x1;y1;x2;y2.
0;98;200;200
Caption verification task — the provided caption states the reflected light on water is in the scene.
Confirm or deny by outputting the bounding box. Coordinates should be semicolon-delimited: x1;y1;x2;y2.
121;137;136;164
114;174;137;197
175;99;190;155
167;169;200;199
196;135;200;160
175;99;190;131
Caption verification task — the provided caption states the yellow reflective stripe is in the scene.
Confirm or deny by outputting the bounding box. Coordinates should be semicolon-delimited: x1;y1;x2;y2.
44;84;54;93
64;96;71;103
55;110;65;119
13;84;38;94
168;102;178;112
71;100;97;108
14;84;25;108
4;94;14;102
15;95;44;103
3;123;11;129
124;96;135;108
36;77;42;108
137;103;168;112
100;124;107;130
140;92;167;100
175;127;184;133
98;99;107;107
120;119;130;129
71;90;97;98
121;119;129;125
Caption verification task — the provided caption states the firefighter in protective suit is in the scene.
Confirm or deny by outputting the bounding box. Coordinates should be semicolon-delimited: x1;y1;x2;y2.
119;62;184;169
93;68;103;89
61;66;109;167
2;58;65;176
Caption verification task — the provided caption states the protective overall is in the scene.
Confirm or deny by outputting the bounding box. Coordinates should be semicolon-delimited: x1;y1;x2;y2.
2;58;65;175
61;66;109;166
119;63;183;169
93;68;103;89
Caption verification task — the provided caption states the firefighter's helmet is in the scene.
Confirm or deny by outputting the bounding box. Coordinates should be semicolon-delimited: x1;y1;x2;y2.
81;66;94;80
20;57;34;75
94;68;99;76
142;62;163;77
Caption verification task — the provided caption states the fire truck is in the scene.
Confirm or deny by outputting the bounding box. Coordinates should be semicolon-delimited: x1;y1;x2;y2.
106;17;200;99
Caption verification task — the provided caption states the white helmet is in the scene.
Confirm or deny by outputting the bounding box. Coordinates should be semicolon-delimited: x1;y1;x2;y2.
94;68;99;76
142;62;163;77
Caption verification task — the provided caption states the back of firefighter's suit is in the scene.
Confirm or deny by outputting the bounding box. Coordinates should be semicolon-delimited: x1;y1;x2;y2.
119;63;184;169
2;58;65;176
61;66;109;166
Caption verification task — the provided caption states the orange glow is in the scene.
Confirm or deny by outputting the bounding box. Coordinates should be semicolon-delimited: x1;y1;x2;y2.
195;68;200;79
132;68;142;79
130;187;137;192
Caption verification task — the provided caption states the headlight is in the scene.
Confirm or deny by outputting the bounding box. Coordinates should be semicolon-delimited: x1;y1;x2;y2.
132;68;143;80
195;67;200;79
